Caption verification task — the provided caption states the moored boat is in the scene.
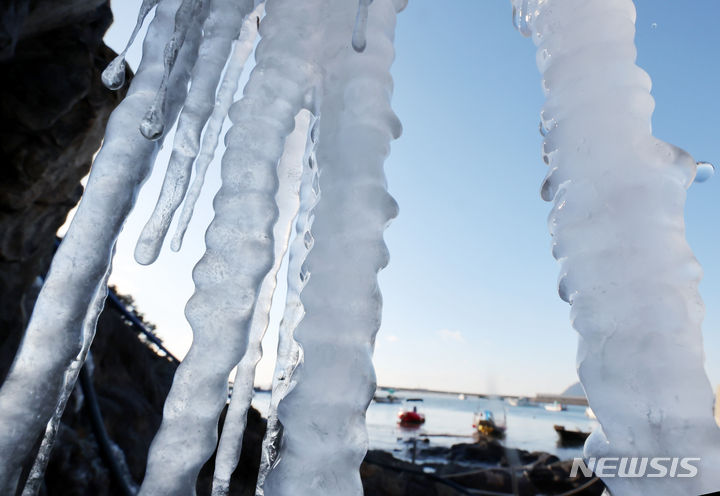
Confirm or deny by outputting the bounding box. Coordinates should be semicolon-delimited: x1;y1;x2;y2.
544;401;566;412
473;409;506;438
398;398;425;427
508;396;533;407
554;424;590;445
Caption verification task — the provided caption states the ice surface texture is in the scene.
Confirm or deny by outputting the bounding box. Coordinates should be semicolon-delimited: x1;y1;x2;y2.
515;0;720;493
0;0;201;491
210;111;309;496
137;1;328;493
135;0;254;265
263;1;401;494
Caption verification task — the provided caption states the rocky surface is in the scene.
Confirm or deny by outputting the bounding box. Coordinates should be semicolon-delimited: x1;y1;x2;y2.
0;0;129;383
362;439;605;496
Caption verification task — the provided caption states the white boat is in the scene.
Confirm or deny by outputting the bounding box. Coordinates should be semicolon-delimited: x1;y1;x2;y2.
544;401;566;412
585;406;597;419
458;393;466;401
508;396;532;407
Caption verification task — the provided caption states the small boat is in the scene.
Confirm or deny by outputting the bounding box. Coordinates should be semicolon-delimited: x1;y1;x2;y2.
374;394;401;404
544;401;566;412
458;393;466;401
585;407;596;419
473;409;506;438
554;424;590;445
398;398;425;427
508;396;532;407
374;388;401;403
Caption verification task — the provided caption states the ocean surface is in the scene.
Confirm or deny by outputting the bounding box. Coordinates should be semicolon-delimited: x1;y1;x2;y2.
251;390;597;462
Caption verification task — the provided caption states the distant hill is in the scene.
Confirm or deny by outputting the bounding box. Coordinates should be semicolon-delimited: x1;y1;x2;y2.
561;382;586;398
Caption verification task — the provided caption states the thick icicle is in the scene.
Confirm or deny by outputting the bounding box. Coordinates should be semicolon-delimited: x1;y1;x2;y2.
134;0;254;265
263;1;402;493
138;1;327;493
210;110;310;496
0;0;201;491
140;0;207;140
21;267;111;496
102;0;159;90
171;5;263;252
515;0;720;494
351;0;372;52
255;117;321;496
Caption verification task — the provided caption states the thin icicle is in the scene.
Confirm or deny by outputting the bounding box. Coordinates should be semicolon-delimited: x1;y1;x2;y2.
170;5;263;252
138;1;327;493
255;117;321;496
102;0;160;90
352;0;373;52
134;0;253;265
263;1;402;494
0;0;201;491
140;0;207;141
21;266;112;496
210;110;310;496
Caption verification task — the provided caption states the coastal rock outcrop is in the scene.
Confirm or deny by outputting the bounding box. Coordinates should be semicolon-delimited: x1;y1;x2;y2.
0;0;127;383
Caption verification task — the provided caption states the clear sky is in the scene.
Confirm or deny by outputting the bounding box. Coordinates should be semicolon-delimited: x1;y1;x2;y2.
94;1;720;396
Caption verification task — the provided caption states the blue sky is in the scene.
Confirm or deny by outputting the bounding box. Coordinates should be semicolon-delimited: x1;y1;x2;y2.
97;1;720;396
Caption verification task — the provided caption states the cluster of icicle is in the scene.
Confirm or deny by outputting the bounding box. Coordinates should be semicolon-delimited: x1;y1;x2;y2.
513;0;720;494
0;0;405;494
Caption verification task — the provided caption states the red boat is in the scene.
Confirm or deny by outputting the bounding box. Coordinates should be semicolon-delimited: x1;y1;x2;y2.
398;398;425;427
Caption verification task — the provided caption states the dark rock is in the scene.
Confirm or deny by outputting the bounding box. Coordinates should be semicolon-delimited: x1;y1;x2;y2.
447;439;505;464
0;0;129;383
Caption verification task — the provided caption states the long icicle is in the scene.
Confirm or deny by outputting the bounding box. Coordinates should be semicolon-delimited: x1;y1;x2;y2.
0;0;202;491
263;0;402;493
140;0;207;140
255;117;321;496
137;1;328;493
170;5;263;252
21;264;113;496
515;0;720;494
210;110;311;496
134;0;254;265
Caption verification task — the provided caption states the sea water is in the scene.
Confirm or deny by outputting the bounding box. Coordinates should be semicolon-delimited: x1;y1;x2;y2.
251;390;596;462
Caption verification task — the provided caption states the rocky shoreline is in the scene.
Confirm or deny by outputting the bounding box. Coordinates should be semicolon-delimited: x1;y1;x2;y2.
362;440;604;496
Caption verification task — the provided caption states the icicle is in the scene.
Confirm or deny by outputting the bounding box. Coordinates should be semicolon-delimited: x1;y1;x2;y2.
255;117;320;496
263;1;402;494
517;1;720;494
352;0;373;52
21;267;111;496
0;0;202;491
102;0;160;90
134;0;254;265
138;1;327;493
140;0;206;140
210;110;310;496
170;5;263;252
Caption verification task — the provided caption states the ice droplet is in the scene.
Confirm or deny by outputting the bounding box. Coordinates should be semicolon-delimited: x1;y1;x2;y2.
352;0;373;52
101;56;127;90
694;162;714;183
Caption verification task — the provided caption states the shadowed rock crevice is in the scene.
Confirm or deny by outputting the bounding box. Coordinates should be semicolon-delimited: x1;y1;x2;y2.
0;0;128;383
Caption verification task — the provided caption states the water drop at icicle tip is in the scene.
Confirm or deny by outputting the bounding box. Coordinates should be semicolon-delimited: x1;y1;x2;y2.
140;107;165;140
102;56;127;90
694;162;714;183
512;0;533;37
